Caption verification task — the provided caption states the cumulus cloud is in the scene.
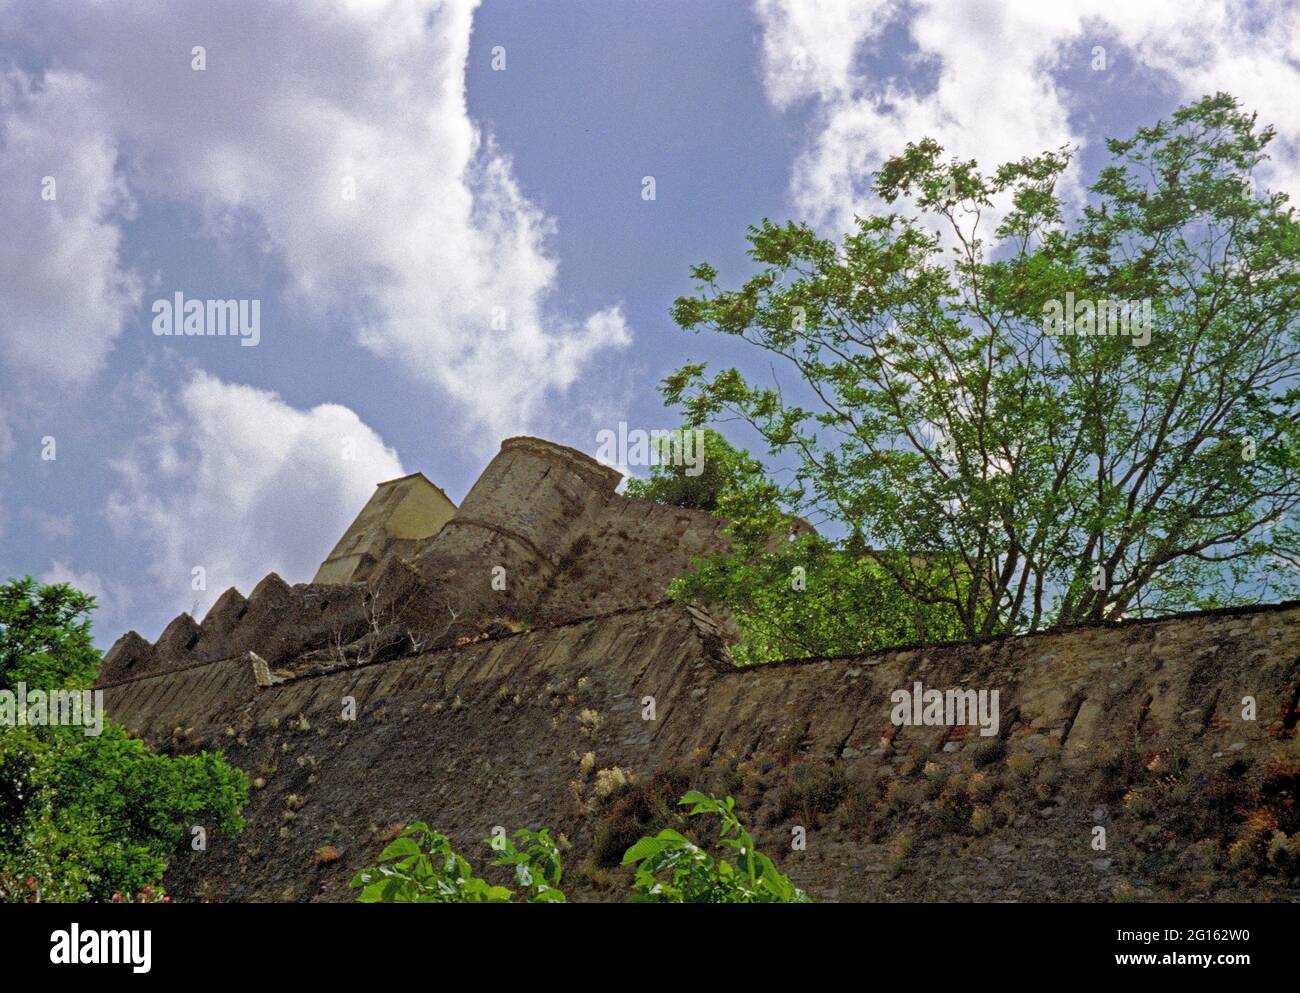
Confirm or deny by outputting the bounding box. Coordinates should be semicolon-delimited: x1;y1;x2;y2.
0;69;142;385
754;0;1300;233
40;561;133;625
106;373;404;618
1;0;629;434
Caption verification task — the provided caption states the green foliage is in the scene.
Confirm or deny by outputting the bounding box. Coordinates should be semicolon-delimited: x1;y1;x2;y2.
665;94;1300;638
0;578;100;692
351;823;567;903
624;428;767;512
488;827;566;903
0;577;248;903
671;535;967;664
353;795;808;904
622;791;809;903
628;427;967;662
351;822;514;903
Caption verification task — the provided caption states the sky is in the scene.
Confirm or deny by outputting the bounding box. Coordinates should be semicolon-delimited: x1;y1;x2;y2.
0;0;1297;647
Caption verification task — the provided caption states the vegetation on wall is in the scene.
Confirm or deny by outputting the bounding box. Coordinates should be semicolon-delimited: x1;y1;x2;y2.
350;791;808;904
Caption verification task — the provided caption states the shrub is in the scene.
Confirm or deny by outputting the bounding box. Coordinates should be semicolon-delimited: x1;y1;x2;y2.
351;824;566;903
622;791;809;903
488;828;566;903
590;768;692;868
351;823;513;903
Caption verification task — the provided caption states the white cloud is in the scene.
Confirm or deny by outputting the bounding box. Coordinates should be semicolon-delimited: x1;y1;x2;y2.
106;372;404;617
755;0;897;108
40;561;133;625
0;69;142;385
1;0;630;435
27;510;75;541
754;0;1300;234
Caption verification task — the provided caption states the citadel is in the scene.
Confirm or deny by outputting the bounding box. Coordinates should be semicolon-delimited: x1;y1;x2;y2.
96;436;1300;902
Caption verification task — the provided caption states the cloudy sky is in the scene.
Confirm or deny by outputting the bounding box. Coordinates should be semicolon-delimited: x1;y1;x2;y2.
0;0;1296;646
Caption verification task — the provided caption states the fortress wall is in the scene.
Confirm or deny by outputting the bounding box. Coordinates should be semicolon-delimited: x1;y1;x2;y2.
403;437;729;626
535;496;729;616
669;603;1299;768
99;437;732;682
192;578;375;667
100;653;258;738
443;437;619;557
100;578;372;685
92;434;1300;902
405;437;623;623
142;600;1300;903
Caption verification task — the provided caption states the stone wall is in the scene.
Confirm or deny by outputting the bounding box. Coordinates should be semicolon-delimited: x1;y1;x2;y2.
111;598;1300;903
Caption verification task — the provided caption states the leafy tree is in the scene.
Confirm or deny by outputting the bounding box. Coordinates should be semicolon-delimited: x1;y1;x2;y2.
665;94;1300;638
670;536;967;664
629;427;968;662
622;791;809;903
0;578;99;691
624;428;767;511
0;578;248;902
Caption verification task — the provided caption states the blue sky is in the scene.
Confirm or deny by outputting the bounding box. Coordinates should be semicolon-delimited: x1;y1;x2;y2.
0;0;1296;647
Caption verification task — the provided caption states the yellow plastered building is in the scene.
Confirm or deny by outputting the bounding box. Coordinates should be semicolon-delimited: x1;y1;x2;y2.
312;472;457;584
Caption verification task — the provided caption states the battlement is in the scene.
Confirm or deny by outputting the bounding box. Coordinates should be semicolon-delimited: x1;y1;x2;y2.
100;436;727;688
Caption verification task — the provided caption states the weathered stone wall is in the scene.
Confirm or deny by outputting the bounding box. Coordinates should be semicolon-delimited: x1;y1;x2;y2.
119;599;1299;903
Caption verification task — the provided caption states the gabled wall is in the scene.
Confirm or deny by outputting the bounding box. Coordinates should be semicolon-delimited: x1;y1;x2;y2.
313;472;457;585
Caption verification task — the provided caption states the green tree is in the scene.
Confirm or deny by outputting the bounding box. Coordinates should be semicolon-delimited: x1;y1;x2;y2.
624;428;768;511
0;578;100;691
666;94;1300;638
0;578;248;902
629;428;968;662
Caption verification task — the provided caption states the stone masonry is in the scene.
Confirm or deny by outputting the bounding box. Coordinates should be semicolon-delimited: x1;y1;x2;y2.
96;437;1300;902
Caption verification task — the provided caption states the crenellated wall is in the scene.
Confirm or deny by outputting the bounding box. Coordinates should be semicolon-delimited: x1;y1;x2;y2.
100;436;729;685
